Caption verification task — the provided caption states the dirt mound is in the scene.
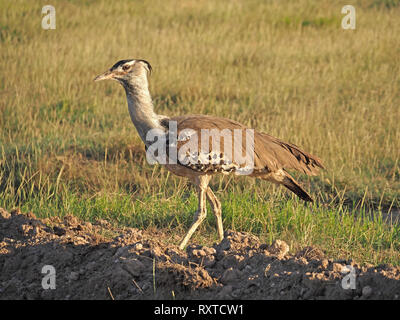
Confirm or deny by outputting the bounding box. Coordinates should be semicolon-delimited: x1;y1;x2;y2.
1;208;400;300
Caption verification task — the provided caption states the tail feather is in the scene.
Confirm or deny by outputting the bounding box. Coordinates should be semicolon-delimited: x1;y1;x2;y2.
282;174;313;202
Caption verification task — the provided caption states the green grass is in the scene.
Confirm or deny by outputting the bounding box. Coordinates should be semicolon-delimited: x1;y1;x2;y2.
1;0;400;265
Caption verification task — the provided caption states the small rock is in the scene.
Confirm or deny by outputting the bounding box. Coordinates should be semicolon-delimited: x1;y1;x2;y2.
10;208;22;215
219;238;231;251
308;259;321;268
259;243;268;250
114;246;128;257
192;249;207;258
68;271;79;281
267;240;289;259
0;208;11;219
151;247;166;261
203;247;216;256
142;250;152;257
222;255;240;269
85;222;93;230
64;215;79;227
198;268;211;280
264;264;271;277
221;268;241;284
321;259;329;269
123;258;145;277
26;211;36;219
314;273;325;280
73;236;87;245
364;263;374;270
203;257;216;268
53;226;66;236
332;263;344;273
30;219;42;227
244;265;253;273
96;218;110;227
134;243;143;251
296;246;324;260
362;286;373;298
297;257;308;265
231;288;242;298
20;224;33;236
216;250;227;261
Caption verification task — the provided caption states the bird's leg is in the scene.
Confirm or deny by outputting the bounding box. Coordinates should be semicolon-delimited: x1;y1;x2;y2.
206;187;224;241
179;176;209;250
178;186;206;250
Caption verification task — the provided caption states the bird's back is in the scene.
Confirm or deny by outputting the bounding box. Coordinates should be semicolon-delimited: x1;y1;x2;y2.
160;114;324;176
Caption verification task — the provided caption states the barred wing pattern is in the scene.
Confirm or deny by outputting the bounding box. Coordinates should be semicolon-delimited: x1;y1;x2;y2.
159;115;324;176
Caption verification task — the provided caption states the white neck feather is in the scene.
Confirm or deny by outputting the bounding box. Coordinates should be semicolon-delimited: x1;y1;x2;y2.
123;75;165;144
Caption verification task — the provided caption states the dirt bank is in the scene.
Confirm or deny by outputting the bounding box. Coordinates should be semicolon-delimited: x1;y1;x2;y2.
0;208;399;300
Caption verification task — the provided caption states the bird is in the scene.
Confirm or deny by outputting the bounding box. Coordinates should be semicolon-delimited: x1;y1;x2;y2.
94;59;325;250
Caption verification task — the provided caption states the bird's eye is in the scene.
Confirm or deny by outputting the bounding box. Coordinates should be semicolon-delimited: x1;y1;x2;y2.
122;65;130;71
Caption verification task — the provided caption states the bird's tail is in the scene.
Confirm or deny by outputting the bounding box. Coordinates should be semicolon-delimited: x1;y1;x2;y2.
282;173;313;202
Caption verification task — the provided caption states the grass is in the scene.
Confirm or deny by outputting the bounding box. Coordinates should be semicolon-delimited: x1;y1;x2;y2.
1;0;400;265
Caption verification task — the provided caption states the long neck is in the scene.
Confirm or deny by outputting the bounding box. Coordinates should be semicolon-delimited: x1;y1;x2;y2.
123;77;164;144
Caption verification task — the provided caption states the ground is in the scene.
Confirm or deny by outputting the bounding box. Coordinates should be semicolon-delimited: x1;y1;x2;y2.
1;0;400;270
1;207;399;300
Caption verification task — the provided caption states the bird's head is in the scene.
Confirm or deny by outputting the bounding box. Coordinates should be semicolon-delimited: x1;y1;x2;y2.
94;59;152;85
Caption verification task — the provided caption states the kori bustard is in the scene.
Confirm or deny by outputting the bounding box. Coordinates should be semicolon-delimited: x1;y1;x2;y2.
94;59;324;250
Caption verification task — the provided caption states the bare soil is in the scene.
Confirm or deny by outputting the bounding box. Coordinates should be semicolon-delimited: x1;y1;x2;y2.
1;207;399;300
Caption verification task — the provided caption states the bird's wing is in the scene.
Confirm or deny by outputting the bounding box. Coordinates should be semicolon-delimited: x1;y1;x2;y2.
160;115;324;175
256;132;325;175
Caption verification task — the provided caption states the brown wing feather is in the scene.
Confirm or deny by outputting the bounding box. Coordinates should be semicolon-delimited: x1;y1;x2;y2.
162;115;324;176
256;133;325;175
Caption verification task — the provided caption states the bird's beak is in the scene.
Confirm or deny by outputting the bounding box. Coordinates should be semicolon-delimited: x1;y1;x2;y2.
94;70;114;82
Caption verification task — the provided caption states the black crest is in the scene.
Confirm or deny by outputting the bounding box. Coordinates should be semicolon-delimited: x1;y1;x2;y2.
136;59;152;74
111;59;152;74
